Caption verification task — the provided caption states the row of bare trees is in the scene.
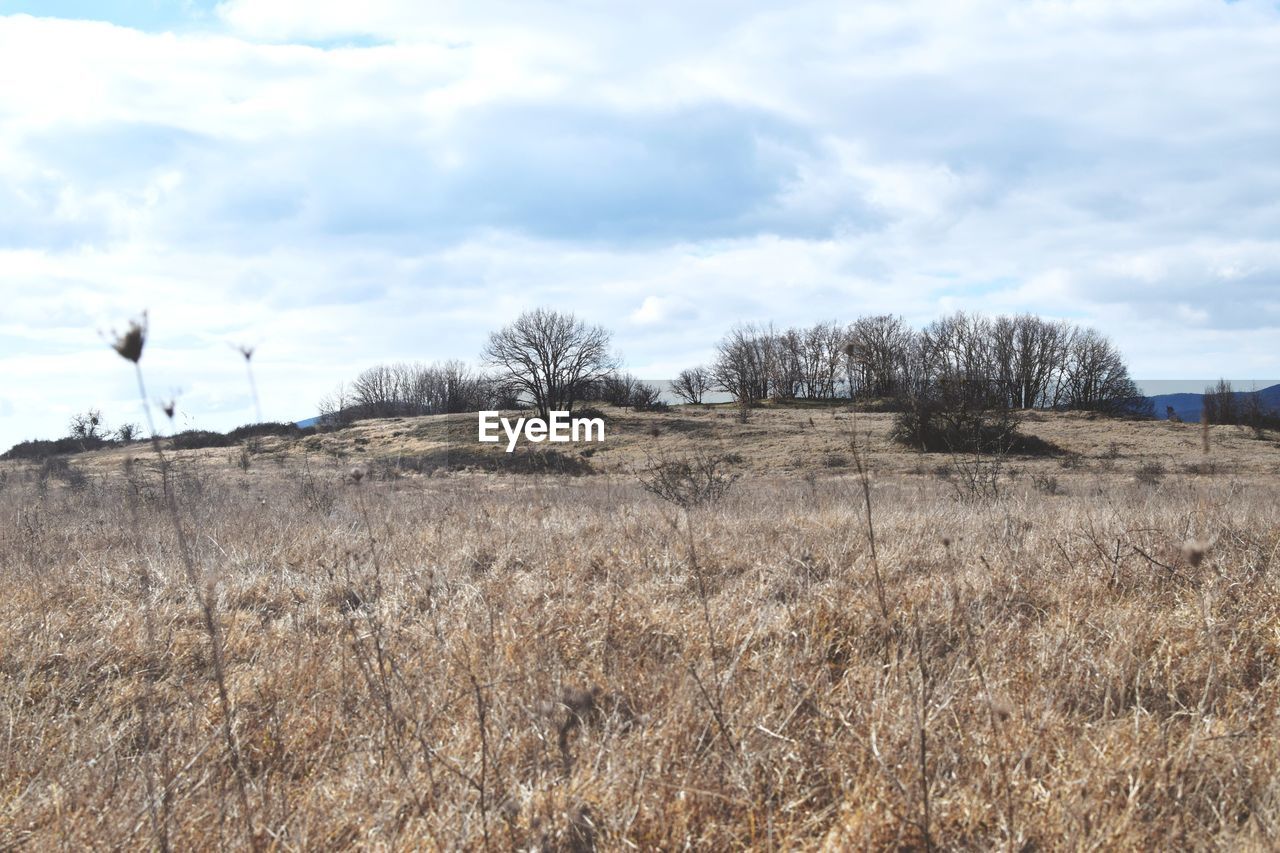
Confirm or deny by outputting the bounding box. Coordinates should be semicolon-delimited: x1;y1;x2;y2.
318;360;511;426
319;309;619;425
690;312;1147;416
1202;379;1280;431
700;321;847;405
317;307;1150;428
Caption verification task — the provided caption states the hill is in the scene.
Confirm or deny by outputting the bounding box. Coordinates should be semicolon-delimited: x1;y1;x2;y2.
33;401;1280;484
1149;382;1280;422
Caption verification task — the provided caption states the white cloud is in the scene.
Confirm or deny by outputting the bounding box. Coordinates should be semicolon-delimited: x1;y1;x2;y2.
2;1;1280;449
630;296;673;326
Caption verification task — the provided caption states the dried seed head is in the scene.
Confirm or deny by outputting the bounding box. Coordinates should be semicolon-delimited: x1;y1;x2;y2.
1182;538;1209;567
112;314;147;363
237;344;255;362
348;465;366;484
161;399;176;420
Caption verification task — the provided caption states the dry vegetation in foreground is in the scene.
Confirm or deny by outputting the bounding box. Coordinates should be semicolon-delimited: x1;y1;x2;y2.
3;410;1280;849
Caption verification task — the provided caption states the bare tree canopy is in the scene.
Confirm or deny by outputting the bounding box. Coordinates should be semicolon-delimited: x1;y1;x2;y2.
481;308;618;419
318;361;496;426
599;372;640;407
687;310;1146;421
711;322;776;404
68;409;106;442
846;314;911;399
672;366;712;404
310;308;1145;429
1062;329;1147;416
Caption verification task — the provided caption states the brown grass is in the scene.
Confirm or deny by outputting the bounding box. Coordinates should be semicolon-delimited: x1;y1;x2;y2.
72;401;1280;483
3;409;1280;848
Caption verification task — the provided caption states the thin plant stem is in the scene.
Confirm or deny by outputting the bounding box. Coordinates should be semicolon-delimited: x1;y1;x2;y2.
131;361;260;851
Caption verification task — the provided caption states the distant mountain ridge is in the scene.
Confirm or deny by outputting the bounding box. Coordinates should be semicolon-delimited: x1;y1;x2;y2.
1149;383;1280;422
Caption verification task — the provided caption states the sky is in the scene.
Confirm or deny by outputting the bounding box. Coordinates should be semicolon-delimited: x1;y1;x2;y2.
1;0;1278;448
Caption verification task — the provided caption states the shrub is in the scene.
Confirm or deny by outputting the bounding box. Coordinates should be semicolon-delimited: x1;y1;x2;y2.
571;405;609;422
170;430;233;451
892;399;1021;454
38;456;87;490
1135;461;1167;486
600;373;639;407
2;436;113;461
396;446;594;476
297;469;337;514
68;409;108;445
944;452;1007;503
638;451;740;509
1031;471;1063;495
630;383;667;412
226;421;310;442
169;423;314;452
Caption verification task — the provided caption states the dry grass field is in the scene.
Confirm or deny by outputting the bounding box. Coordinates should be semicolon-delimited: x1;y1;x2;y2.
4;406;1280;849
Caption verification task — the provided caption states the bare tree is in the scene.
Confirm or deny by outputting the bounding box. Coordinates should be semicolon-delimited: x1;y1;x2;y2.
630;382;665;411
318;360;498;426
987;314;1071;409
1203;379;1238;426
712;323;775;404
482;308;618;419
317;382;353;427
770;328;804;400
600;372;639;407
893;314;1020;453
846;315;913;399
1008;315;1074;409
1063;329;1148;416
69;409;106;441
69;409;109;450
439;360;494;413
1239;387;1280;434
919;312;1003;413
350;364;404;418
800;321;844;399
672;366;712;404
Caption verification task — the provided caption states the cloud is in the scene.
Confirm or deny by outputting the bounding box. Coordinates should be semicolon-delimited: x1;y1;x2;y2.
629;295;697;328
2;1;1280;449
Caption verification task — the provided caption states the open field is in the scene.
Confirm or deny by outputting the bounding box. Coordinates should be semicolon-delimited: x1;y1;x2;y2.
4;407;1280;849
57;401;1280;481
